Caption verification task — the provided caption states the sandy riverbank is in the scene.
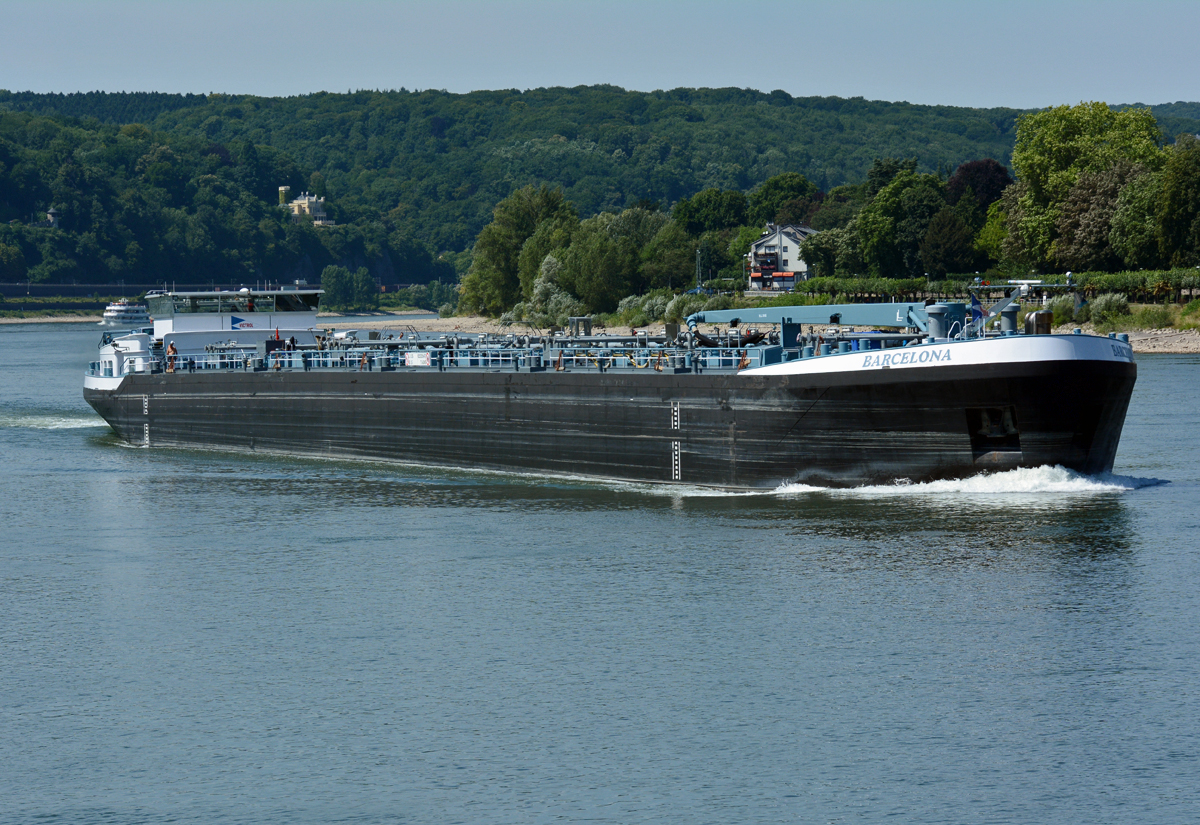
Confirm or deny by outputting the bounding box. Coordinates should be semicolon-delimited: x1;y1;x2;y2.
326;313;651;336
324;313;745;338
6;311;1200;353
1052;323;1200;353
0;315;104;324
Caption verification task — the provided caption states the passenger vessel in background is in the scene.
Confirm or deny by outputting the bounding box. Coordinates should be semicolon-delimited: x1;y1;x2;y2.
82;286;1137;489
99;298;151;326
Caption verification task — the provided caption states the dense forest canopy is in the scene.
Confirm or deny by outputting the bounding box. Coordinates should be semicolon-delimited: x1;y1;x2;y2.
0;86;1036;251
2;87;1199;296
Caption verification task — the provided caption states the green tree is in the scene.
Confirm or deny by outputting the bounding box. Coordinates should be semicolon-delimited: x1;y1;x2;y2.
673;188;748;235
320;265;352;309
773;194;823;226
832;221;866;276
1157;134;1200;266
1008;101;1164;265
558;207;667;311
696;230;737;282
975;200;1008;265
0;242;26;280
560;213;633;311
866;157;917;198
727;225;763;262
516;211;578;300
999;181;1045;271
639;219;693;290
748;172;818;225
920;208;977;276
1109;171;1164;269
809;184;866;230
856;171;947;277
1053;160;1143;271
351;266;379;310
798;230;838;278
459;185;574;315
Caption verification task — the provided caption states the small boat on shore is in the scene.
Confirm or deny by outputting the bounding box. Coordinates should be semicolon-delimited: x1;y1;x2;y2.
99;298;150;326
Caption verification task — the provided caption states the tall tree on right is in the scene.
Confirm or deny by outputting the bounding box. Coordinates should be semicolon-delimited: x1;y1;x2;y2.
1053;160;1145;272
1157;134;1200;266
1005;101;1164;269
1108;172;1164;270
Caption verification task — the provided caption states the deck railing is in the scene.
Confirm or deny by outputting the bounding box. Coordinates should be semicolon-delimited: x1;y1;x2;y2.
87;344;802;377
89;332;944;379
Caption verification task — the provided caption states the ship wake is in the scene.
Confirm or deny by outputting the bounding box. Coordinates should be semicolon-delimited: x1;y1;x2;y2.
0;413;107;430
775;464;1166;498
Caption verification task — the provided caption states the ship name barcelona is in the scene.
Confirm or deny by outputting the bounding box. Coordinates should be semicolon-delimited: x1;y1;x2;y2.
861;348;953;367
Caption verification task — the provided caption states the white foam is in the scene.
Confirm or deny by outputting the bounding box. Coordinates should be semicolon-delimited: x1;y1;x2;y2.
775;465;1164;498
0;415;107;430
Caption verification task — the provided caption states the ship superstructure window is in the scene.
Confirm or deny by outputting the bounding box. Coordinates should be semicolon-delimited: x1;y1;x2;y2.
275;293;321;311
146;291;320;316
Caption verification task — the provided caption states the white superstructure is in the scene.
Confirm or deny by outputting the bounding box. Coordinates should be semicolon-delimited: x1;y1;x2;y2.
99;298;151;326
85;287;325;391
145;288;323;354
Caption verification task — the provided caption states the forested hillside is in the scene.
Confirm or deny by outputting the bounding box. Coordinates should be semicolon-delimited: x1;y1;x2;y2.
1;87;1035;251
2;87;1199;291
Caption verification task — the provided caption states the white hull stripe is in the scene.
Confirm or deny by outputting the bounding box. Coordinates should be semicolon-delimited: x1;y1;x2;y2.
745;334;1133;377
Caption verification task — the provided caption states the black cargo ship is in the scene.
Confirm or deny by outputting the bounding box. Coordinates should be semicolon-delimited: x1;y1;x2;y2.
83;289;1136;489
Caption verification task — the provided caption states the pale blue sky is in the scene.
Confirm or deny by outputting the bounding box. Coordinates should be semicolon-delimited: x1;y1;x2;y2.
3;0;1197;109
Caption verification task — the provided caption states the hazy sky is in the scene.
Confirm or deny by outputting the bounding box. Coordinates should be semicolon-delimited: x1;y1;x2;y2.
3;0;1197;109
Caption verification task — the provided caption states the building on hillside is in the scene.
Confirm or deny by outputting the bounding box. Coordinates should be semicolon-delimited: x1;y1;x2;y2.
30;207;60;229
746;223;818;291
280;186;335;227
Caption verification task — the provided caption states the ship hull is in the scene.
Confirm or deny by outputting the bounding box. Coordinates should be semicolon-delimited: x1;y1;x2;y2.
84;356;1136;489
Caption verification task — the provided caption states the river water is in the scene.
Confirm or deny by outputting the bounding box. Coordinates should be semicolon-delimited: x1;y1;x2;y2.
2;322;1197;824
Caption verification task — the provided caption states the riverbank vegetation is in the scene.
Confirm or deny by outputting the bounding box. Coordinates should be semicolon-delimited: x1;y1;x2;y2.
463;101;1200;327
4;90;1200;321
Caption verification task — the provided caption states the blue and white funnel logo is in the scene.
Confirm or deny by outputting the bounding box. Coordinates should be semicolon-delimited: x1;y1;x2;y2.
230;316;256;330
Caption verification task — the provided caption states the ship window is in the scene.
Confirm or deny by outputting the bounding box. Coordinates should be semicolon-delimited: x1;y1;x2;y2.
275;293;319;311
225;294;274;313
146;295;174;317
173;295;221;313
153;292;318;314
